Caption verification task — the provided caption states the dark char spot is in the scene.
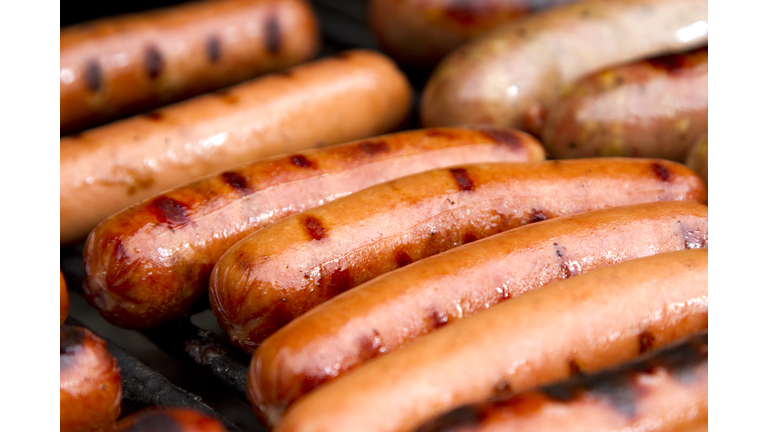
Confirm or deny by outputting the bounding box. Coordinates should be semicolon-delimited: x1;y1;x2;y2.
359;140;390;155
265;15;281;53
428;308;449;330
639;330;656;354
394;249;413;268
121;412;183;432
206;35;221;63
450;167;475;192
149;196;189;227
144;112;164;121
84;59;102;92
290;154;315;168
529;210;547;224
414;406;480;432
221;171;250;193
651;163;671;182
554;243;580;278
302;215;326;241
479;127;524;152
145;45;163;79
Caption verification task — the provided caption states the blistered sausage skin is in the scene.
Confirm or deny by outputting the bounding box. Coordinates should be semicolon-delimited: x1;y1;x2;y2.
83;128;544;329
61;49;412;244
107;407;227;432
415;333;707;432
211;158;705;354
275;249;708;432
60;0;319;134
61;270;69;325
541;47;708;161
248;200;707;425
369;0;581;66
61;325;122;432
421;0;708;131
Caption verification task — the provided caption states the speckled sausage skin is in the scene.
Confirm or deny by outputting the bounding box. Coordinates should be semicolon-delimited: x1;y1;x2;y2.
421;0;708;131
415;333;708;432
83;128;544;329
541;47;708;161
686;133;708;186
108;407;227;432
60;0;319;134
275;249;708;432
61;270;69;325
248;201;708;425
61;50;412;244
369;0;580;66
211;158;705;354
61;325;122;432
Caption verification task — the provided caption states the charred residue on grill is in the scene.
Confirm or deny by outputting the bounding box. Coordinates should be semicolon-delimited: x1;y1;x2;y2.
206;35;221;63
84;59;102;92
265;15;281;53
395;249;413;268
145;45;164;79
360;140;389;155
480;127;524;151
450;167;475;192
221;171;251;193
122;412;182;432
60;325;85;369
302;215;326;241
290;154;315;169
638;330;655;354
650;162;671;182
149;196;189;228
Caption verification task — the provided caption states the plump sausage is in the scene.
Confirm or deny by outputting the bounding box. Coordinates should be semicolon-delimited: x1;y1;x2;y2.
420;0;708;131
368;0;581;66
61;325;122;432
248;200;707;425
61;49;412;244
60;0;319;134
274;249;708;432
686;133;708;186
83;127;544;329
540;46;708;161
415;332;708;432
211;158;705;354
107;407;227;432
61;270;69;325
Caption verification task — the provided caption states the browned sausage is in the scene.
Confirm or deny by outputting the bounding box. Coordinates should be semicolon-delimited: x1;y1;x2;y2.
541;47;708;161
414;332;708;432
61;49;412;244
107;407;227;432
82;127;544;329
248;200;707;425
61;325;122;432
421;0;708;131
60;0;319;134
211;158;705;354
274;249;708;432
686;133;708;186
368;0;581;66
61;270;69;325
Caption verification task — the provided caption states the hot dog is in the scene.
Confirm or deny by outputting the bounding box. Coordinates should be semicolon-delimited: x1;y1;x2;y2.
248;200;708;425
686;133;708;186
211;158;705;354
420;0;708;131
60;0;319;134
107;407;227;432
540;47;708;161
61;49;412;244
274;248;708;432
61;325;122;432
368;0;581;66
61;270;69;325
414;332;707;432
83;127;545;329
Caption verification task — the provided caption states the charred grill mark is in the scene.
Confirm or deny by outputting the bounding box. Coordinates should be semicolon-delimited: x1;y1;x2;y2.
359;140;389;155
290;154;315;168
638;330;656;354
121;412;183;432
144;112;164;121
394;249;413;268
450;167;475;192
479;128;524;151
221;171;251;193
84;59;102;92
650;163;671;182
206;35;221;63
265;15;281;53
145;45;163;79
302;215;326;241
428;308;449;330
148;196;189;228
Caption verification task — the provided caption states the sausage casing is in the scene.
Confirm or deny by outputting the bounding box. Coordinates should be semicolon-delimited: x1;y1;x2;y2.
211;158;705;354
275;249;708;432
248;200;707;425
109;407;227;432
60;0;319;134
83;127;544;329
61;270;69;325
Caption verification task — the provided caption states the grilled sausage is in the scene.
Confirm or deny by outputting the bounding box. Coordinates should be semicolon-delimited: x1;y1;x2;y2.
83;128;544;329
211;158;705;354
686;133;708;186
248;200;707;425
60;0;319;134
61;49;412;244
415;332;708;432
108;407;227;432
61;325;122;432
275;249;708;432
541;47;708;161
368;0;581;66
421;0;708;131
61;270;69;325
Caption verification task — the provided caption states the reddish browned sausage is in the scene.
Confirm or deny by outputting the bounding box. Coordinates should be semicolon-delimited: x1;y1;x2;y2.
60;0;319;134
61;325;122;432
211;158;705;354
61;49;412;244
107;407;227;432
421;0;708;131
414;332;708;432
248;200;707;425
61;270;69;325
83;127;544;329
540;47;708;161
275;249;708;432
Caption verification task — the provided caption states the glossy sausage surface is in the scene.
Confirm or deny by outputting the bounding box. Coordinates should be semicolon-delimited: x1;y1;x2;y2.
249;200;707;425
61;49;412;244
421;0;708;131
61;270;69;325
60;0;319;134
212;158;705;354
275;249;708;432
107;407;227;432
83;127;544;329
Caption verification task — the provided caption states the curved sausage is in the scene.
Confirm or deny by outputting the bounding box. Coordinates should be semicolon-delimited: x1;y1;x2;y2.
274;249;708;432
368;0;581;66
415;332;707;432
211;158;705;354
541;46;708;161
61;325;122;432
420;0;708;131
109;407;227;432
61;270;69;325
60;0;319;134
248;200;708;425
686;133;708;186
61;49;412;244
83;127;544;329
